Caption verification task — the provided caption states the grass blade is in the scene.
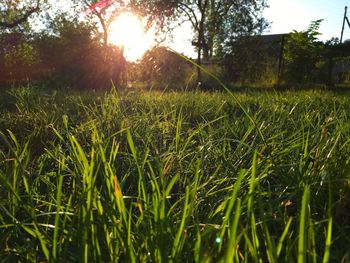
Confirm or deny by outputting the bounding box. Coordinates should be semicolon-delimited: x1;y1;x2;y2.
298;185;310;263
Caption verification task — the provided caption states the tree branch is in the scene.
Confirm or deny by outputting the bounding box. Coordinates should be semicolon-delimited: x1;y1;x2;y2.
177;4;198;29
0;4;40;29
177;2;199;28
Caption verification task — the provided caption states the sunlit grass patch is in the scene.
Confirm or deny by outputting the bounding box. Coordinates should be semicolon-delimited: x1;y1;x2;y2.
0;87;349;262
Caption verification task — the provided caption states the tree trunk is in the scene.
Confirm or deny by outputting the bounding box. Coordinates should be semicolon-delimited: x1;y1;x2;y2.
95;11;108;47
197;43;202;85
196;0;209;86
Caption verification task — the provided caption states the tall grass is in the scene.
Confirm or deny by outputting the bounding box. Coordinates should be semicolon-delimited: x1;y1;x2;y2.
0;86;350;261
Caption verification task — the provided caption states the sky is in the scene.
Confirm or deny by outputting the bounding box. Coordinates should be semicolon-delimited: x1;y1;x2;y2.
264;0;350;41
170;0;350;57
29;0;350;60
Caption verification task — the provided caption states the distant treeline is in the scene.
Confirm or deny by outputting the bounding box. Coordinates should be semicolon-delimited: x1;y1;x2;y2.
2;19;350;90
0;19;126;89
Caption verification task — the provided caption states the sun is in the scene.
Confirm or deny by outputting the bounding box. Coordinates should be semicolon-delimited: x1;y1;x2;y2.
108;13;154;62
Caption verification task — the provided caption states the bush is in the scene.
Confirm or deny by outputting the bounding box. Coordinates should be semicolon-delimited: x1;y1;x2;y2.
134;47;194;90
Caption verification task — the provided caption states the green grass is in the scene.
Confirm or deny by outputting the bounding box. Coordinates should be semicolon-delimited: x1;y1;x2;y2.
0;86;350;262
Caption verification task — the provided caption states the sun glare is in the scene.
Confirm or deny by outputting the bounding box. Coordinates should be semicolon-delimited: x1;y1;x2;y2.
109;13;154;62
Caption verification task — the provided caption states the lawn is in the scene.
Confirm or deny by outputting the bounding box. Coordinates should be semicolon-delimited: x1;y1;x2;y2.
0;86;349;262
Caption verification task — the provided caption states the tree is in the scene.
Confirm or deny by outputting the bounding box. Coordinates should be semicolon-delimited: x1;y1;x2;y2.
82;0;125;47
223;35;280;84
79;0;128;87
208;0;269;57
0;31;40;84
0;0;43;30
135;46;192;89
131;0;268;83
35;17;125;89
284;19;324;83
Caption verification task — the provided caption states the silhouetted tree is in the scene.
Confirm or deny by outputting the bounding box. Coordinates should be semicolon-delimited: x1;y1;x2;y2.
36;17;125;88
223;35;279;84
135;46;192;89
284;20;324;83
79;0;128;87
81;0;125;47
0;32;38;84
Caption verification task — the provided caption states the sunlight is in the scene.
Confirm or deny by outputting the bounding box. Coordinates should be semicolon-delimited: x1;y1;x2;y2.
108;12;154;62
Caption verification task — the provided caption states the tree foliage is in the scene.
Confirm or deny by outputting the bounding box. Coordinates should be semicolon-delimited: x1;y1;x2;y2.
132;0;268;59
0;32;40;83
134;46;192;89
203;0;269;58
0;13;126;88
131;0;268;84
284;19;325;83
0;0;44;30
4;42;38;68
36;17;125;88
223;35;280;84
81;0;126;47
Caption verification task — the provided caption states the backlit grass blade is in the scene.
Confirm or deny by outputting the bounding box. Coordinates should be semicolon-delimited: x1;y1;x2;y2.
322;216;332;263
22;224;50;261
172;186;190;259
224;198;242;263
127;206;136;262
218;169;247;252
298;185;310;263
322;173;333;263
52;168;64;261
194;227;201;263
263;224;277;263
126;129;147;203
277;217;293;257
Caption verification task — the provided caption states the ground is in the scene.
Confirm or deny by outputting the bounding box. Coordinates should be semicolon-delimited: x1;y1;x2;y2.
0;86;349;262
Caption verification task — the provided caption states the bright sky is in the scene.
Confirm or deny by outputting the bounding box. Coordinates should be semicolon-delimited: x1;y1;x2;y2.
264;0;350;41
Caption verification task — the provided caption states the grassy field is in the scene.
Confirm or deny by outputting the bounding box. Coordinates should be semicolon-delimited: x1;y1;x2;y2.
0;85;350;262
